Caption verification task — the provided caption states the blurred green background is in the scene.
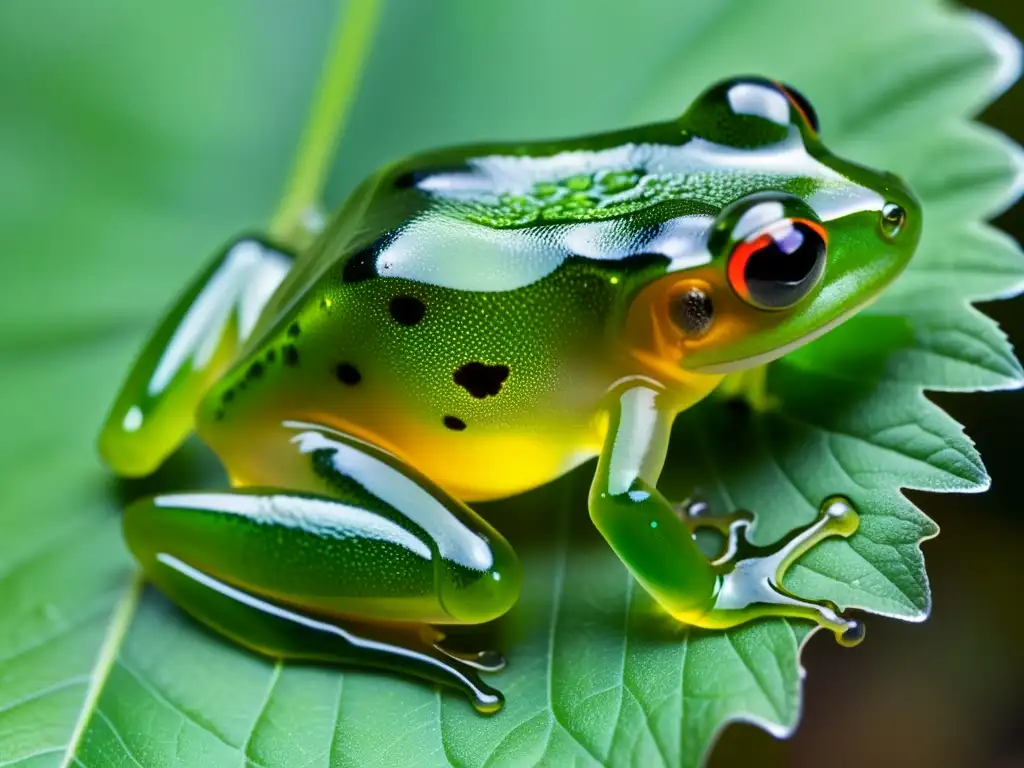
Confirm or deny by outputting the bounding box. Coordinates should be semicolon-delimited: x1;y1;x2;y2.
717;2;1024;766
1;1;1021;766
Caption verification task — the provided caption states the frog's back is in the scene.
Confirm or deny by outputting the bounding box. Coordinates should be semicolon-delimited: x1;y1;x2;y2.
199;111;864;500
196;130;701;498
199;256;664;500
253;120;697;329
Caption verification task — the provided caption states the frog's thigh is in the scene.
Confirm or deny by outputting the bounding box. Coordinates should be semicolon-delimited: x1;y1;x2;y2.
124;427;521;712
199;420;524;626
125;488;521;627
99;237;292;478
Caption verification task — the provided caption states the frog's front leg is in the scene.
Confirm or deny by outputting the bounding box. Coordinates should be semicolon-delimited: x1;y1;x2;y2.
124;423;522;713
99;237;293;478
589;385;864;644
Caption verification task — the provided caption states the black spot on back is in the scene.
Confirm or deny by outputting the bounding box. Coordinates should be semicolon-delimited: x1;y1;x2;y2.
247;362;264;380
283;345;300;367
335;363;361;385
265;348;277;364
389;295;426;326
444;415;467;431
454;362;510;399
287;322;301;338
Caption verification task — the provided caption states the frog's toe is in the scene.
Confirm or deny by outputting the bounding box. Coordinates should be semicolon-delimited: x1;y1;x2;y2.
434;644;506;672
819;495;859;536
675;492;711;520
771;590;865;647
682;505;754;566
839;618;866;647
712;562;865;645
467;684;504;715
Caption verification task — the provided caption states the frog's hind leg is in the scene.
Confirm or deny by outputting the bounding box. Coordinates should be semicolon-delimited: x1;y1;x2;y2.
123;424;522;712
146;550;505;713
99;237;293;478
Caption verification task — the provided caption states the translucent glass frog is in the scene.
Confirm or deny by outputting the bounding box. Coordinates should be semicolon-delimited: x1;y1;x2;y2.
100;78;921;713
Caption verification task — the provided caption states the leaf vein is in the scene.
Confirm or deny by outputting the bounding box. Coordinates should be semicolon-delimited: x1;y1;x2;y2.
537;506;603;766
242;660;282;763
723;632;784;722
0;746;64;767
0;675;89;718
117;660;239;752
93;709;144;768
59;572;142;768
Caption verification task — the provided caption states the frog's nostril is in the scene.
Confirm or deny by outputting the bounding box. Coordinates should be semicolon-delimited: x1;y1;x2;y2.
880;202;906;241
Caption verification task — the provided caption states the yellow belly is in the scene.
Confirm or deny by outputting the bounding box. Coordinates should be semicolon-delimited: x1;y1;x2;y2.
387;420;603;501
201;378;607;503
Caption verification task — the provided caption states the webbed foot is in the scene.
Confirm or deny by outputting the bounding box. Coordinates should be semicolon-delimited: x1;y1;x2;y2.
704;496;865;646
148;552;507;714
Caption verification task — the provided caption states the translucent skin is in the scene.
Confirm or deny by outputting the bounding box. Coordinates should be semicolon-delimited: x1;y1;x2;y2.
100;78;921;712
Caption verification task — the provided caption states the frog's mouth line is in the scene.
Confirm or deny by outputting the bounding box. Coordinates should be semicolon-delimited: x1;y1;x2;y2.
688;300;869;375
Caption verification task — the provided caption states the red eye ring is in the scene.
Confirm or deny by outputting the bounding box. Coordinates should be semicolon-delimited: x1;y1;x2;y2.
727;217;827;309
727;231;769;304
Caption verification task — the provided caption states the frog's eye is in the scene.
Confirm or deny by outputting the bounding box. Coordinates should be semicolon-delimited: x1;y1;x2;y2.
682;77;819;148
712;192;827;311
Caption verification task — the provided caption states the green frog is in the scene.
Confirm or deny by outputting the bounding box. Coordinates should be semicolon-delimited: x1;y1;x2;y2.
100;77;921;713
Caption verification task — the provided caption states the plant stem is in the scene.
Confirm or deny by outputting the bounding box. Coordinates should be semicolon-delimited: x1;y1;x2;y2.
267;0;384;246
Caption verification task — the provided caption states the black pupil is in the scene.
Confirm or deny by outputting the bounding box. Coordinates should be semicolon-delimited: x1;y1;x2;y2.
780;83;820;132
744;222;825;308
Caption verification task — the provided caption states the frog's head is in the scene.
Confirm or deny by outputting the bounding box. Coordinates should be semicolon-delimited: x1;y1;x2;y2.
628;76;921;378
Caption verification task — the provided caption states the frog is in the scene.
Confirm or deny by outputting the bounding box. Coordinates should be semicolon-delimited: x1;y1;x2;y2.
99;77;921;714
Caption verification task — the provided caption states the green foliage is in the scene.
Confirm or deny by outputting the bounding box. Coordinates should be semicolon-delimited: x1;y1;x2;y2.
0;1;1020;766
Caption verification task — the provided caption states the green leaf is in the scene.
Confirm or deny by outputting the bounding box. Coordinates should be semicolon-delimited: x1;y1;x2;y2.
0;1;1019;767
